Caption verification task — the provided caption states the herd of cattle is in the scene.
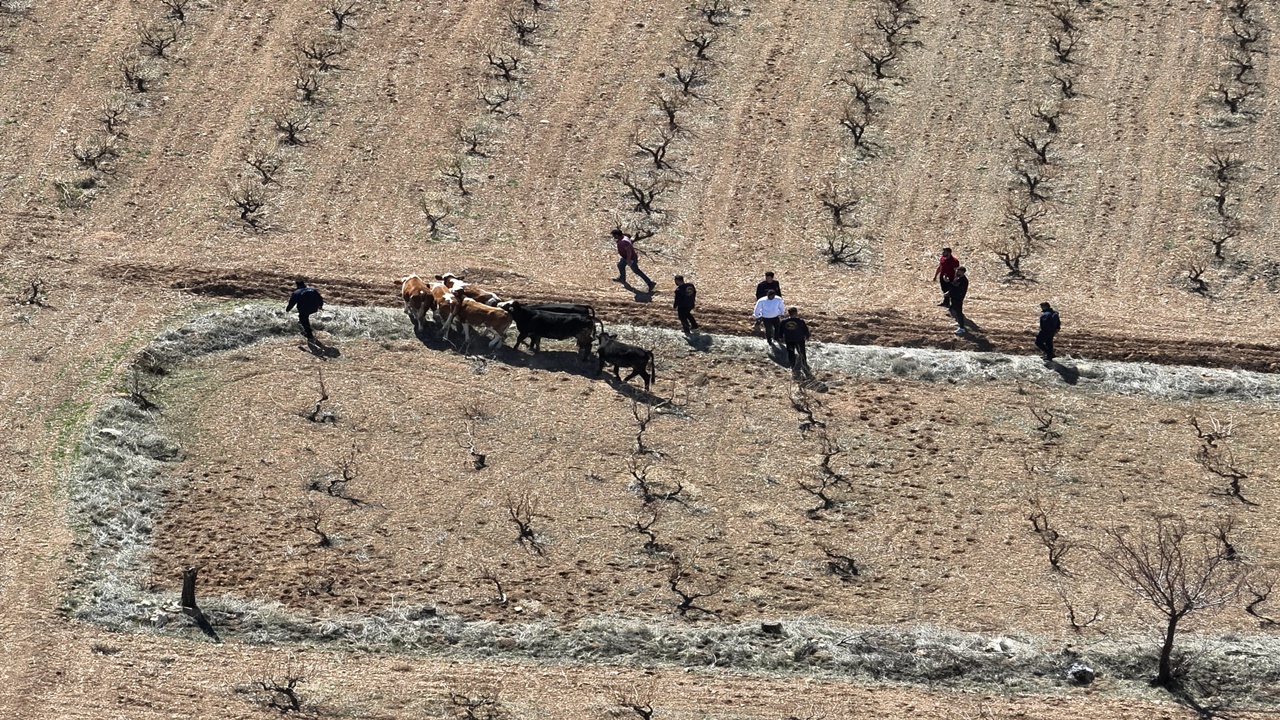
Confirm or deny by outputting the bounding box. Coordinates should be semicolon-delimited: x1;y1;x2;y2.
399;273;657;390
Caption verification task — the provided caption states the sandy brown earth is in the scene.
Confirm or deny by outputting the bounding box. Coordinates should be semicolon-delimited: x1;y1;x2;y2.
3;0;1280;716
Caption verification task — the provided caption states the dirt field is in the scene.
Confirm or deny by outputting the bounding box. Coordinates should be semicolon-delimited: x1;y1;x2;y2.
4;0;1280;716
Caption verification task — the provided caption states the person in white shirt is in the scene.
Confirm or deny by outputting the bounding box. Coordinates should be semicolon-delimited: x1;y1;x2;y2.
752;288;786;345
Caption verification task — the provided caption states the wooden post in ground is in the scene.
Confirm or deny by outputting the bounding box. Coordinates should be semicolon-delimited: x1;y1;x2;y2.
181;566;198;609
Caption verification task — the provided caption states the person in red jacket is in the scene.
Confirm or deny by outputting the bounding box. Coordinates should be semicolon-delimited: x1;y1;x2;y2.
611;229;656;292
932;247;960;307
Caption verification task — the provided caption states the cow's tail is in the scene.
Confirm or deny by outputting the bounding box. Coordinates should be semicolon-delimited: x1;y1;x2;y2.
648;350;656;387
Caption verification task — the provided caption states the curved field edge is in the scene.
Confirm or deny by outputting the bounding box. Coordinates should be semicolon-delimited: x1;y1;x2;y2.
61;303;1280;705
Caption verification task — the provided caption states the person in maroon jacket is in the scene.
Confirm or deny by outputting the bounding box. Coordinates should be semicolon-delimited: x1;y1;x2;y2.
611;229;656;292
932;247;960;307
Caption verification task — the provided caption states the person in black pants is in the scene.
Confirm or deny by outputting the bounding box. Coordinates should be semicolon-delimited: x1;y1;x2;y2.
286;278;324;340
779;307;811;376
1036;301;1060;362
673;275;698;332
753;271;782;333
945;267;969;335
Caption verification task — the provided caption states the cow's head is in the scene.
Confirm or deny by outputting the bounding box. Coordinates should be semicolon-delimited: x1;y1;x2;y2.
497;300;517;311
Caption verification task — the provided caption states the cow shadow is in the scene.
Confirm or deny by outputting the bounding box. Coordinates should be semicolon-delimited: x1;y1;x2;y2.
600;372;662;404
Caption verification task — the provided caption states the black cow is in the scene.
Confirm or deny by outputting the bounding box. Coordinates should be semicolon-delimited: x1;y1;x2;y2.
597;332;655;391
525;302;596;317
500;301;595;359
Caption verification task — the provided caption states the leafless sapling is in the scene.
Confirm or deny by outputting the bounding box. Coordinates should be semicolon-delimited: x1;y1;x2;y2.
666;558;719;616
1231;23;1261;53
1245;576;1278;626
843;77;878;113
73;135;118;171
613;167;672;215
504;492;545;555
160;0;190;23
419;193;452;237
819;544;860;579
1192;424;1256;506
1055;585;1101;632
457;421;487;470
1027;498;1072;571
478;566;509;605
631;399;658;455
1015;129;1052;164
295;66;321;103
254;671;305;713
16;277;46;306
508;9;540;46
1048;2;1076;32
306;369;336;422
298;498;333;547
1213;82;1254;113
442;156;472;197
684;29;717;60
797;431;851;518
632;506;671;555
987;233;1034;277
874;13;917;47
485;48;522;81
122;366;159;411
480;84;517;114
1228;0;1251;21
1032;104;1061;133
1029;400;1059;439
299;35;345;71
1185;262;1209;295
862;47;897;79
1048;29;1079;64
325;0;360;31
138;22;179;59
1209;151;1241;186
838;103;871;149
654;91;688;132
100;95;128;136
1211;185;1230;218
633;127;676;170
274;107;313;145
1018;168;1048;202
817;182;859;227
120;56;154;93
228;178;268;227
456;124;491;157
1228;52;1256;85
449;688;505;720
1207;225;1236;262
698;0;731;26
1006;199;1046;240
1052;72;1075;99
1100;517;1246;688
789;382;826;432
243;144;282;185
671;63;705;96
615;689;656;720
628;456;684;505
821;232;863;267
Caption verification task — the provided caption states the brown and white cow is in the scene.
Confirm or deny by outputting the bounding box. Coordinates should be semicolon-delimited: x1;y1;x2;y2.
429;282;460;332
436;273;502;306
454;298;513;348
400;275;435;332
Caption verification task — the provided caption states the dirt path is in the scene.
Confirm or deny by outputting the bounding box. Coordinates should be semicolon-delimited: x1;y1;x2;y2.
102;260;1280;373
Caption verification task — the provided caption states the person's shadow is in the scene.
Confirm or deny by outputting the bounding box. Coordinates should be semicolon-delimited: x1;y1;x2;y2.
957;320;993;352
622;279;654;303
305;336;341;359
1047;359;1079;385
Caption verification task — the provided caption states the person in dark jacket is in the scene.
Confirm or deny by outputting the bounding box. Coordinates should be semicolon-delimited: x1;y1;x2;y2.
612;229;656;291
673;275;698;332
1036;302;1061;361
944;267;969;334
286;279;324;340
779;307;811;374
755;271;782;299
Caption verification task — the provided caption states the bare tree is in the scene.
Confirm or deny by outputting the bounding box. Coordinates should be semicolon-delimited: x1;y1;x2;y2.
797;430;851;518
666;558;719;616
1014;129;1052;164
478;566;508;606
684;30;717;60
99;95;128;136
1245;575;1278;626
1018;168;1048;201
1184;262;1209;295
138;22;180;58
654;91;688;132
73;135;118;171
228;178;268;228
986;233;1034;278
1052;72;1076;99
1048;2;1076;31
1048;30;1079;64
485;48;522;82
1056;585;1101;633
1191;416;1256;506
1006;200;1046;240
1100;517;1246;688
631;507;671;555
817;182;859;227
614;688;656;720
457;421;487;470
324;0;360;31
274;107;313;145
449;688;506;720
1230;23;1261;53
838;103;871;149
1208;151;1241;186
456;124;491;157
613;167;672;215
479;84;517;114
697;0;731;26
120;56;153;93
442;156;472;197
1028;398;1059;439
818;544;860;579
160;0;190;23
843;77;879;113
671;63;705;96
298;498;333;547
419;192;452;238
1228;52;1256;85
821;232;863;267
628;457;684;505
508;9;540;46
861;47;897;79
631;399;658;455
295;66;321;103
15;277;46;306
1207;225;1236;262
1027;498;1072;571
504;492;545;555
305;369;336;422
254;670;305;713
1032;105;1061;133
299;35;345;71
243;143;282;185
1212;82;1254;113
875;13;917;47
633;127;676;170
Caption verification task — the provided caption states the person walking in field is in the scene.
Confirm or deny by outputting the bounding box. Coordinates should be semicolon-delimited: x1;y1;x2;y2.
933;247;960;307
944;267;969;335
755;271;782;299
1037;301;1061;362
673;274;698;332
752;288;786;345
612;229;656;292
779;307;811;376
286;278;324;341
